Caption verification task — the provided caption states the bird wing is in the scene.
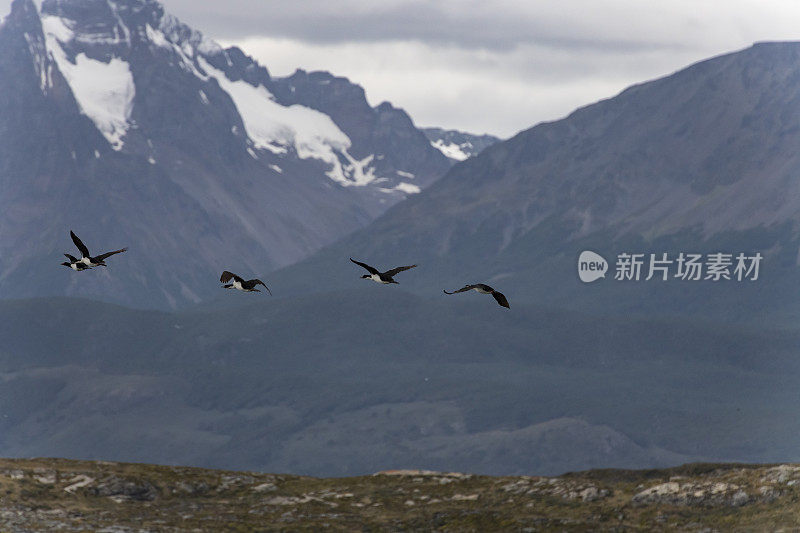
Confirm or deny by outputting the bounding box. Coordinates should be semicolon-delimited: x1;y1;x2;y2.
492;291;510;308
95;248;128;261
384;264;417;277
70;231;90;257
64;253;79;262
220;271;238;283
443;284;477;295
251;279;272;295
350;258;379;275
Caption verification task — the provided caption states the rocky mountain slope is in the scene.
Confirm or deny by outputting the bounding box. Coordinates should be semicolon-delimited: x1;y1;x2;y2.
1;458;799;531
271;42;800;325
0;0;451;308
4;296;800;478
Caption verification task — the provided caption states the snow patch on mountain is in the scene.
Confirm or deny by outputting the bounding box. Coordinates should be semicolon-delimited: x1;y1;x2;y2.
105;0;131;45
393;182;421;194
40;12;72;41
72;12;130;45
430;139;470;161
198;57;346;151
158;12;222;57
23;30;50;91
330;152;376;187
198;57;379;187
424;128;500;161
145;23;209;80
144;23;169;48
42;15;135;150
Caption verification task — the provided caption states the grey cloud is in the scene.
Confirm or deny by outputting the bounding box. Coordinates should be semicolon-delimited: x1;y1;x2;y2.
1;0;796;136
157;0;691;53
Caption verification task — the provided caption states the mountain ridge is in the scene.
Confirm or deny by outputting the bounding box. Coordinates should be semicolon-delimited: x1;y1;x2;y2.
266;40;800;324
0;0;451;308
422;127;501;161
3;295;798;478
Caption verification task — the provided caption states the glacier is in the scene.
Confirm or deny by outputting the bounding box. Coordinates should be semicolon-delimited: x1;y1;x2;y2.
42;15;135;150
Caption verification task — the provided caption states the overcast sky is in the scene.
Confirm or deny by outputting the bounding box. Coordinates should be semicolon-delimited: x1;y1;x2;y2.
3;0;800;137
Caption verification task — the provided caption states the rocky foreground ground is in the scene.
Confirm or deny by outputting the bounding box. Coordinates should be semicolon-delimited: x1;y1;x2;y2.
0;459;799;531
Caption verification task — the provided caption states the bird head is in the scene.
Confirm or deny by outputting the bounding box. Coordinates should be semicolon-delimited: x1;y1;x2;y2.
60;262;71;267
360;274;370;279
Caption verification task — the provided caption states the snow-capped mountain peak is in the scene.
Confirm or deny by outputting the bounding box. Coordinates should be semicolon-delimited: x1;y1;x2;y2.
40;12;135;149
423;127;501;161
0;0;452;308
20;0;446;191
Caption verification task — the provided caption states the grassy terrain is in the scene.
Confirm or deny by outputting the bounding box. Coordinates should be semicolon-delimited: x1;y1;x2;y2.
1;458;799;531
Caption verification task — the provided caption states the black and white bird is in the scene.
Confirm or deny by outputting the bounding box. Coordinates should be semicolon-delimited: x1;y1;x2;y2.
69;230;127;267
220;271;271;294
350;258;417;284
443;284;510;308
61;254;92;271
